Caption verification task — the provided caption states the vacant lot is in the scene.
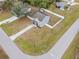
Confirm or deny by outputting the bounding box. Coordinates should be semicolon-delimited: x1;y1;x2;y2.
1;17;31;36
62;32;79;59
0;47;9;59
15;5;79;56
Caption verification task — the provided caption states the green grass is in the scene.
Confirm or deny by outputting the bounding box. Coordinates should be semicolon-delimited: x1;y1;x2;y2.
15;5;79;55
62;33;79;59
1;21;17;36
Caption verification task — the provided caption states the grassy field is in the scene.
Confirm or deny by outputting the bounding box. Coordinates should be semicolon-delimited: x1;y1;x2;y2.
0;47;9;59
15;5;79;55
62;32;79;59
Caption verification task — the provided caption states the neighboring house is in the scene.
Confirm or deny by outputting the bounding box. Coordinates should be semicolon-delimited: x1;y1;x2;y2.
55;0;74;10
56;2;66;10
32;9;50;27
55;2;71;10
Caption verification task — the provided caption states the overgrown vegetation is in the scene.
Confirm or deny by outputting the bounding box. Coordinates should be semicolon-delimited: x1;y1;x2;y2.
20;0;61;8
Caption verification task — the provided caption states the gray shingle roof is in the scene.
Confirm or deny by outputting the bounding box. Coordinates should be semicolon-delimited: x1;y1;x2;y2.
32;11;50;27
56;2;66;8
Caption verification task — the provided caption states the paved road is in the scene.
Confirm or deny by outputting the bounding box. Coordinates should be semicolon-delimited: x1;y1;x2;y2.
0;28;29;59
0;18;79;59
47;18;79;59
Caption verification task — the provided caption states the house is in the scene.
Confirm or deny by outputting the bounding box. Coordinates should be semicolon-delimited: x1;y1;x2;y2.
55;2;71;10
55;2;68;10
55;0;74;10
32;9;50;27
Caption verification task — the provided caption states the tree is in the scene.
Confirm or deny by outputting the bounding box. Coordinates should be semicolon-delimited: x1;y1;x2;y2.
2;0;13;10
11;2;31;17
20;0;51;8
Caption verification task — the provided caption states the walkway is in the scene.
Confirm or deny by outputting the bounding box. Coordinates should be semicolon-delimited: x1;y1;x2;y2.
10;24;35;40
